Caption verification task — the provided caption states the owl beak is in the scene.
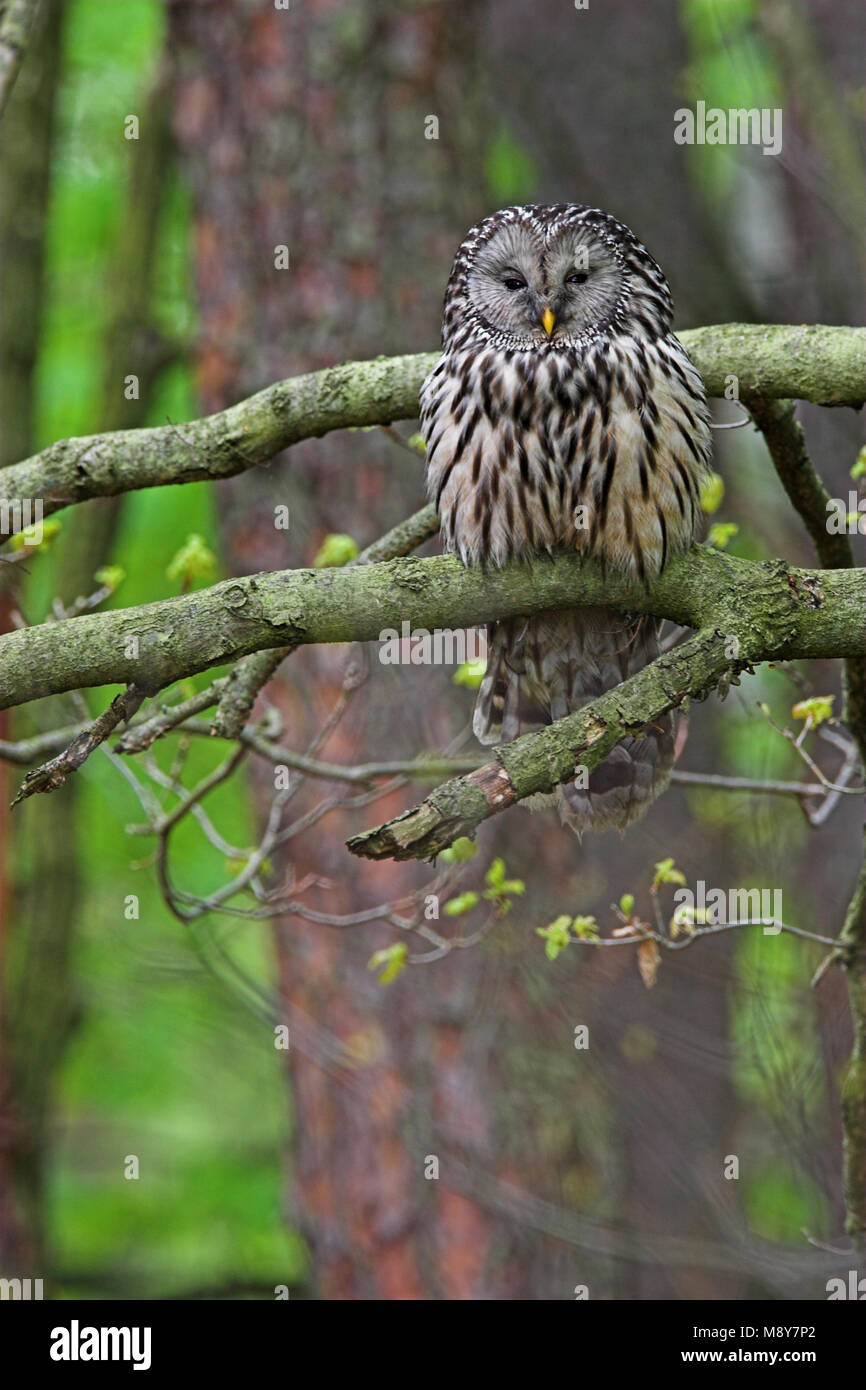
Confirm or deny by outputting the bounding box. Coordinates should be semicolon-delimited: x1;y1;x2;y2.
540;306;556;337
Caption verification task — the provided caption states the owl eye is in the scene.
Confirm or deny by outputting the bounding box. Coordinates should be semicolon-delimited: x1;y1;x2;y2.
567;271;589;285
502;277;528;291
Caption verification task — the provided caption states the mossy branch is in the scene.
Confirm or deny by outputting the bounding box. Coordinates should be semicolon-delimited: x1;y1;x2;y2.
1;540;862;708
347;629;732;860
344;554;861;860
1;325;864;540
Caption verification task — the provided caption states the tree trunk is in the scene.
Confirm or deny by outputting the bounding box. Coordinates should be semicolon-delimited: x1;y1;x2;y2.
167;0;570;1298
0;0;67;1277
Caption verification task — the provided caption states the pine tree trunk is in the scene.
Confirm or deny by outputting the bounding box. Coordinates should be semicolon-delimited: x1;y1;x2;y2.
166;0;561;1298
0;0;67;1276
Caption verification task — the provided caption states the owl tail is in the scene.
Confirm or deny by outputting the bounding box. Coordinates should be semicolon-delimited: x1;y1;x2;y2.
473;607;674;835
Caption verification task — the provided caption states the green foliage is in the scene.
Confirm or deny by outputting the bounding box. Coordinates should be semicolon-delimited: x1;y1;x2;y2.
94;564;126;594
313;533;359;567
536;913;599;960
36;0;166;448
8;518;62;552
443;891;481;917
741;1166;826;1243
791;695;834;726
691;671;810;855
652;857;686;890
536;915;574;961
699;471;725;514
482;857;525;914
368;942;409;984
166;533;217;589
438;836;478;864
572;915;600;940
707;521;739;549
732;930;819;1116
484;126;536;204
679;0;782;200
452;658;486;689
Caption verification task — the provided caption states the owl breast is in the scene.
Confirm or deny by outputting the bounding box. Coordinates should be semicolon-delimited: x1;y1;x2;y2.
421;332;712;580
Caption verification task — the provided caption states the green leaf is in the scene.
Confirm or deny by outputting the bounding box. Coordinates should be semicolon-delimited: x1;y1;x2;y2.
851;446;866;480
483;882;525;901
484;127;536;204
482;858;525;903
619;893;635;917
367;942;409;985
406;432;427;455
485;858;506;889
699;472;725;514
571;914;599;940
94;564;126;593
9;517;62;552
791;695;834;726
452;659;486;689
166;533;217;587
438;836;478;864
443;891;480;917
536;916;573;961
652;857;687;890
707;522;739;549
313;533;359;568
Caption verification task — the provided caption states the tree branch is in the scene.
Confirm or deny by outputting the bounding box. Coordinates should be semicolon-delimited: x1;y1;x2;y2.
1;545;863;714
2;325;863;540
10;683;146;805
343;544;864;860
209;503;438;738
746;390;866;1244
347;630;733;860
745;395;854;570
0;351;439;538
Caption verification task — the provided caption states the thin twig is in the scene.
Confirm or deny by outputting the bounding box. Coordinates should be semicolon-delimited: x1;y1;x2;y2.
670;769;827;799
11;685;147;806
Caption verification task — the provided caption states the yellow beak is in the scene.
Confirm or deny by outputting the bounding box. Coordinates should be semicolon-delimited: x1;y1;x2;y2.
541;306;556;337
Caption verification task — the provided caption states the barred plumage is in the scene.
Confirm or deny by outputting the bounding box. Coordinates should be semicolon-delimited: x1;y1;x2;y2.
422;204;712;833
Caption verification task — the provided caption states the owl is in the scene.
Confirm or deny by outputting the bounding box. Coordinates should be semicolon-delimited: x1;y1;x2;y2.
420;203;712;834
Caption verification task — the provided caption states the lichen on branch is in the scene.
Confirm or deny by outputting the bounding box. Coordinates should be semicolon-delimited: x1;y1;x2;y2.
1;545;863;713
1;324;863;540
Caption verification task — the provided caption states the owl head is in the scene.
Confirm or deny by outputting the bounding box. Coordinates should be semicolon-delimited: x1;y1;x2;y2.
441;203;674;353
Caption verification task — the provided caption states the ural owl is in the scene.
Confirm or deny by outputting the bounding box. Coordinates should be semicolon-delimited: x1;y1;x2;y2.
421;203;712;833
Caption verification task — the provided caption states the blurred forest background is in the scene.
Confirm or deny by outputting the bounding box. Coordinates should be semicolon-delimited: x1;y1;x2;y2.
0;0;864;1299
